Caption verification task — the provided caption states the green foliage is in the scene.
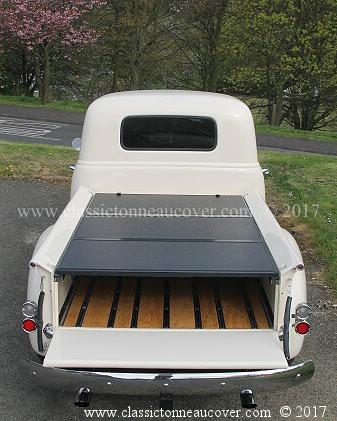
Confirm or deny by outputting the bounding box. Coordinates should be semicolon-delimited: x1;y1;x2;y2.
228;0;337;129
0;0;336;130
93;0;177;91
0;94;88;111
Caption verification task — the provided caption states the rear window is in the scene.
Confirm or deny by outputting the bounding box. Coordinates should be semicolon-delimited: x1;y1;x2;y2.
121;116;217;150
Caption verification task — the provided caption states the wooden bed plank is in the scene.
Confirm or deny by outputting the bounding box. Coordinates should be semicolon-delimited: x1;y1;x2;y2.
63;278;89;327
246;282;269;329
138;278;164;328
219;280;251;328
114;277;137;328
170;278;195;328
198;279;219;329
82;277;116;328
62;277;270;330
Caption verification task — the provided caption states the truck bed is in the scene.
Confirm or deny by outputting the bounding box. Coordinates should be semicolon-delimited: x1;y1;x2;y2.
60;277;273;330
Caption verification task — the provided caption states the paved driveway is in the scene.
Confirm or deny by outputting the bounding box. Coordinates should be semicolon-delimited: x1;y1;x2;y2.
0;179;336;420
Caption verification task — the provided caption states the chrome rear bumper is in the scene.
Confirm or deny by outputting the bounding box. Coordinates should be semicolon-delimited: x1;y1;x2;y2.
19;358;314;395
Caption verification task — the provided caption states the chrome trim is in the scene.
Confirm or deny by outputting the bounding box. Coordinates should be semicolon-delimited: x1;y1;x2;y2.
22;301;38;318
19;359;314;396
278;326;284;342
72;137;81;151
295;303;310;320
43;324;54;339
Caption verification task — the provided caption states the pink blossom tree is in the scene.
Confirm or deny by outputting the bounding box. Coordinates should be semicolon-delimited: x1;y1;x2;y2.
0;0;106;103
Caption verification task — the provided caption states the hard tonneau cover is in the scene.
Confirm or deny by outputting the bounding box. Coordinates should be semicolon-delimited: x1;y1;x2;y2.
55;194;279;279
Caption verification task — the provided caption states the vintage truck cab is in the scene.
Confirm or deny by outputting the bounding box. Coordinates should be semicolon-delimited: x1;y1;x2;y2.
20;91;314;408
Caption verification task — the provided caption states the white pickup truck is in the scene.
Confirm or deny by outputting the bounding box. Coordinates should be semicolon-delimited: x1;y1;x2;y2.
20;91;314;408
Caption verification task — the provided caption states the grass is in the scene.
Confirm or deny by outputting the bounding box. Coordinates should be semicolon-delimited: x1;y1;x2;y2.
0;94;88;113
1;140;336;291
256;124;337;143
0;141;79;183
259;151;337;292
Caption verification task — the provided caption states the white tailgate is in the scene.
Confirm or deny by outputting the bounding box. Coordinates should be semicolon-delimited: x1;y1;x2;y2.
44;328;288;370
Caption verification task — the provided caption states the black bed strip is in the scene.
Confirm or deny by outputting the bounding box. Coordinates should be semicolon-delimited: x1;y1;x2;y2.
213;280;226;329
192;279;202;329
130;278;142;328
37;290;45;352
59;278;78;325
163;279;170;328
107;278;122;327
75;278;95;327
283;296;292;359
241;283;258;329
257;281;274;328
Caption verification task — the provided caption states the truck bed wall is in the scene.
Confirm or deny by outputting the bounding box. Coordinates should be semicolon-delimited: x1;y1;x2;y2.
71;165;265;199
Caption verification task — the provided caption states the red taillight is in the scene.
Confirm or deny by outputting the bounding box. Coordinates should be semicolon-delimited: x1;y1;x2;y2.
295;321;310;335
23;318;36;333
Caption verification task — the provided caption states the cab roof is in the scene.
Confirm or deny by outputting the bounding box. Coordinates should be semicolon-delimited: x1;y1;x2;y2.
80;90;258;164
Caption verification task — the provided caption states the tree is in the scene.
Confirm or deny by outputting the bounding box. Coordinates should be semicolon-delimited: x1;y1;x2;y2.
228;0;337;129
0;0;105;103
228;0;296;126
0;48;36;95
95;0;174;91
282;0;337;130
171;0;231;92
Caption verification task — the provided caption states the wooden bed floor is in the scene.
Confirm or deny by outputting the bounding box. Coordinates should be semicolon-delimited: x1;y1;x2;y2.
60;277;273;329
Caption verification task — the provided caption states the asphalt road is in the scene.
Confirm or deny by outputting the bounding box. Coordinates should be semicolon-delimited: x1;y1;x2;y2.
1;103;337;155
0;178;336;421
0;116;81;146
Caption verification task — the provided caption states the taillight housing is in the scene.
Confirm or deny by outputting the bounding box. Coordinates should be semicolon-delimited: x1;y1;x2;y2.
295;303;310;319
22;300;37;318
295;321;310;335
294;303;310;335
22;318;37;333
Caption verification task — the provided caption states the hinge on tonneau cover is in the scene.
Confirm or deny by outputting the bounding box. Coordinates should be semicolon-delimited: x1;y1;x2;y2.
271;275;280;285
54;273;63;282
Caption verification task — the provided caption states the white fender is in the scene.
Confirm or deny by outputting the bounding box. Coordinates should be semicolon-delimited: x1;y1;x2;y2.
282;229;307;359
27;226;54;355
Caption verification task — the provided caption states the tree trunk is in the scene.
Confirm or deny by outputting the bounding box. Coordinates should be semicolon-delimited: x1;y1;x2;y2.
34;56;42;99
42;47;51;104
300;97;316;131
267;97;274;125
207;51;221;92
270;86;283;126
111;68;119;92
14;74;21;96
110;51;120;92
129;66;139;90
291;101;301;130
206;2;227;93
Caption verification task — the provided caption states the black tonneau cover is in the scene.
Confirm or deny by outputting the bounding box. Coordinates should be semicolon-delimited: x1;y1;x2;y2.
55;194;279;279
